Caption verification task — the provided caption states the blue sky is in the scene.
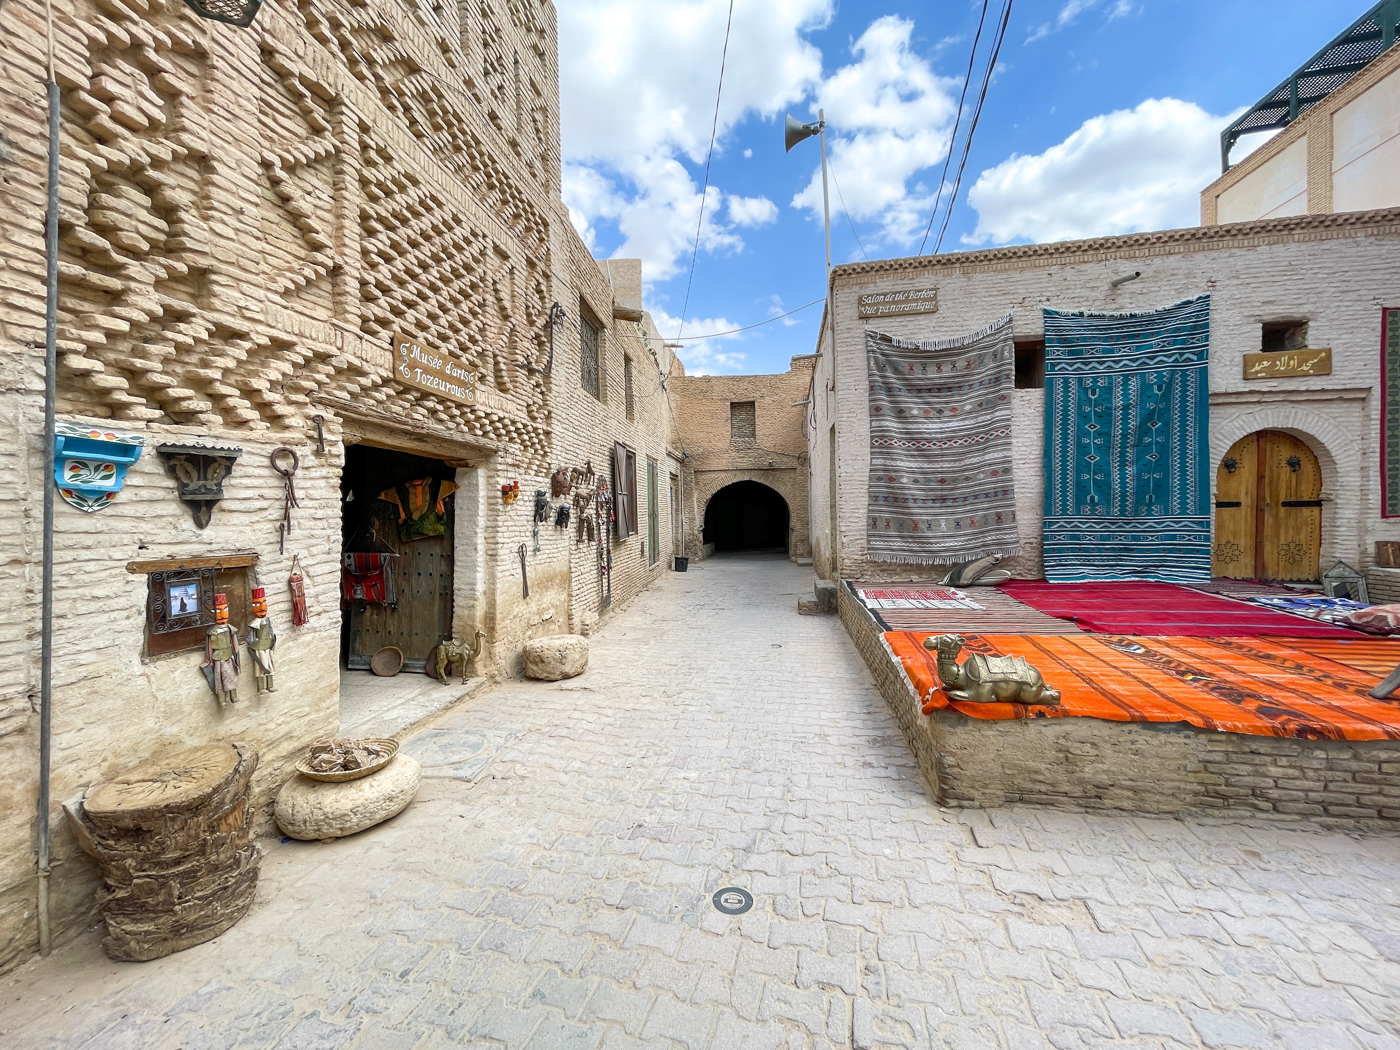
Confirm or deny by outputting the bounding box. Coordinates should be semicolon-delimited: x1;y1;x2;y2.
558;0;1348;375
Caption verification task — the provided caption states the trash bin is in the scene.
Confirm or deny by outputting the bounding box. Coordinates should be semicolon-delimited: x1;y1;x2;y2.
673;556;689;572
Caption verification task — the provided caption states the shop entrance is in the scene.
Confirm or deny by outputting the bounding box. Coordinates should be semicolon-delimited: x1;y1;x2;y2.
341;445;456;673
1212;430;1322;582
703;480;790;553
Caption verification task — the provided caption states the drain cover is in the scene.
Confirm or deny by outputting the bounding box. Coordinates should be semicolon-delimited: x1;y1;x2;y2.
712;887;753;915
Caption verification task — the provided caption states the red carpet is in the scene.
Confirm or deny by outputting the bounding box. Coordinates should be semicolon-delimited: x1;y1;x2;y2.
998;580;1362;638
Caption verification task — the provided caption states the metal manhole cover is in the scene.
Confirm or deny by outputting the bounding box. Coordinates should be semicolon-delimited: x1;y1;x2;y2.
712;887;753;915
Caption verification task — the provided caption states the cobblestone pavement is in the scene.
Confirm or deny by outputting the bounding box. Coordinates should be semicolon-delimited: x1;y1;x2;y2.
4;555;1400;1050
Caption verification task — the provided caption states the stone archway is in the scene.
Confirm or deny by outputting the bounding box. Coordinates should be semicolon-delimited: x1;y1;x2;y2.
687;468;810;561
1210;405;1359;574
703;480;791;553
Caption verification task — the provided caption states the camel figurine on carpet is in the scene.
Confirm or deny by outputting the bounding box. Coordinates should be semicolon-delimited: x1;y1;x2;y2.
923;634;1061;705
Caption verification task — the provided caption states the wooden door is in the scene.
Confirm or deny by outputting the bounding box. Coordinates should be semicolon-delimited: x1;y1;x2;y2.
1261;431;1321;581
1212;433;1257;578
348;497;453;672
1211;430;1321;581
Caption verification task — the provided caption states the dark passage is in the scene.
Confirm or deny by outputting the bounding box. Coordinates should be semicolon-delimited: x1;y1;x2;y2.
703;481;789;553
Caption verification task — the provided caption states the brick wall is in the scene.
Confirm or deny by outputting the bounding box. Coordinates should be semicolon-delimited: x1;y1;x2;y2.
0;0;681;971
671;357;815;561
810;212;1400;582
841;585;1400;828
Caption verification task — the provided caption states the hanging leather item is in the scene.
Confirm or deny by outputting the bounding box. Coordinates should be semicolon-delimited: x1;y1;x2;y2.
288;554;309;626
551;467;571;498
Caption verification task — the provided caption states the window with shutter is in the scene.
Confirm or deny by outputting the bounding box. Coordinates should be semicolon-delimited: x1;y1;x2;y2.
580;309;601;399
612;442;638;539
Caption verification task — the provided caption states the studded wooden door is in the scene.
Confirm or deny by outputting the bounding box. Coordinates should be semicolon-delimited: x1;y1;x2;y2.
1211;431;1321;581
348;496;454;672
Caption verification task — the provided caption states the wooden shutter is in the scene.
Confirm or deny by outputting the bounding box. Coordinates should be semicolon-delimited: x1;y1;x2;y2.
613;442;638;539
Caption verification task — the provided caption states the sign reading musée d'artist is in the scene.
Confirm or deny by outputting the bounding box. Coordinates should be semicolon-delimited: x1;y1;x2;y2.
394;334;478;405
858;287;938;320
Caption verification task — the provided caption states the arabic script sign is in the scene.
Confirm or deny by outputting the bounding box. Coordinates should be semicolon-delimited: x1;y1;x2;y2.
1242;348;1332;380
394;333;478;404
857;287;938;320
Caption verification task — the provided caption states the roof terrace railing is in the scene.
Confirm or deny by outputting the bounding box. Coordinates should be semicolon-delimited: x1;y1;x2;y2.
1221;0;1400;171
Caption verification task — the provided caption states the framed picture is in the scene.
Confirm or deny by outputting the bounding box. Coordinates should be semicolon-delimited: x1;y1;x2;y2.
167;581;200;617
148;567;215;636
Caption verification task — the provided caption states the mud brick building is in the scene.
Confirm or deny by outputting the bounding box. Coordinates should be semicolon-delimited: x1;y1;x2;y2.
670;357;816;562
0;0;681;969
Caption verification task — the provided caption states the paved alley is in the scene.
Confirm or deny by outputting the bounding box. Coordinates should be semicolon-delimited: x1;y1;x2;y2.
3;556;1400;1050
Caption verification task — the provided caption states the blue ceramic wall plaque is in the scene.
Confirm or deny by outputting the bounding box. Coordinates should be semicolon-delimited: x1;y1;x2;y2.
53;421;145;512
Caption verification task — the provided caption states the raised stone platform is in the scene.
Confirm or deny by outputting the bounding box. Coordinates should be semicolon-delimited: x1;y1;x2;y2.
840;584;1400;827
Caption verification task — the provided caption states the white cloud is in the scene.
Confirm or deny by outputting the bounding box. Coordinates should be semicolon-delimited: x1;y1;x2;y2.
1026;0;1133;43
728;195;779;227
965;97;1235;246
649;308;748;375
790;16;958;248
559;0;833;281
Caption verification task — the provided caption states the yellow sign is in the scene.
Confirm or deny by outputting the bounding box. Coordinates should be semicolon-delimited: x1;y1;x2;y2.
1243;348;1331;379
393;333;478;404
858;287;938;320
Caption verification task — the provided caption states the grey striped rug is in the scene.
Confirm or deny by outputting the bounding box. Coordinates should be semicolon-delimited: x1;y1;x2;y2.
866;316;1020;565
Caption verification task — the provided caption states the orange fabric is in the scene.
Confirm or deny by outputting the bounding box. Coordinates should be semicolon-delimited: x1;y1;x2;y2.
886;631;1400;741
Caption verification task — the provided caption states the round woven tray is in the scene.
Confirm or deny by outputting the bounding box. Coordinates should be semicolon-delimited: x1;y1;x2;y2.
295;738;399;783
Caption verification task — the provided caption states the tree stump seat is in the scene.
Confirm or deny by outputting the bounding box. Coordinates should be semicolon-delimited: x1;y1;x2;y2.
65;742;261;962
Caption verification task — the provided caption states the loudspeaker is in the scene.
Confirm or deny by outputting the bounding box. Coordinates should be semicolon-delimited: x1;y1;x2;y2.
784;112;819;153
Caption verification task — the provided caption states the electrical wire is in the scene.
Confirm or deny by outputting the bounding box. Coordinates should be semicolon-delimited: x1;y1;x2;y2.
676;0;736;342
918;0;991;255
931;0;1015;256
829;164;868;262
667;298;825;341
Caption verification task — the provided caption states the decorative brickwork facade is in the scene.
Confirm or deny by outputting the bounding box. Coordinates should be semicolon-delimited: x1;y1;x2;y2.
0;0;680;970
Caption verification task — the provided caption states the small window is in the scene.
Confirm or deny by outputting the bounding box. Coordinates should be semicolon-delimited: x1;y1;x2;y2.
730;401;757;447
580;308;601;399
143;562;252;657
613;442;638;539
1262;321;1308;352
1014;340;1045;389
624;355;635;421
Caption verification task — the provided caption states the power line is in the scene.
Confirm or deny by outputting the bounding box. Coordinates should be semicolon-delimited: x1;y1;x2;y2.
930;0;1015;256
918;0;991;255
829;164;868;262
676;0;736;342
668;298;825;341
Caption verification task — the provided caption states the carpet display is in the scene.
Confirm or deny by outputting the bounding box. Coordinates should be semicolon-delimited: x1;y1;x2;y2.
1043;296;1211;582
856;588;983;610
850;581;1082;635
886;631;1400;740
1246;595;1372;625
866;316;1019;565
1383;307;1400;517
999;580;1360;638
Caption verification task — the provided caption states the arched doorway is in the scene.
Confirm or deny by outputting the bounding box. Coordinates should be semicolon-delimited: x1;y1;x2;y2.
1213;430;1322;581
703;481;790;553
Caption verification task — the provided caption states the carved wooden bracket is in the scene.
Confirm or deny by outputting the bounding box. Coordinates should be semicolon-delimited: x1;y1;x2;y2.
157;443;243;528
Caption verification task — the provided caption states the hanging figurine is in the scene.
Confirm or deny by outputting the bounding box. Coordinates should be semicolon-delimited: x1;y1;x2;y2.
246;586;277;694
532;489;550;524
201;593;241;706
554;504;570;530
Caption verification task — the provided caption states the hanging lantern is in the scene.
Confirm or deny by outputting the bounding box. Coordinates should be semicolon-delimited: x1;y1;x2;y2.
181;0;263;28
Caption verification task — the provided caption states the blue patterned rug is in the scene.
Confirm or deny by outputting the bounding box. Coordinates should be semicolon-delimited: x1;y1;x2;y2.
1043;296;1211;582
866;316;1020;565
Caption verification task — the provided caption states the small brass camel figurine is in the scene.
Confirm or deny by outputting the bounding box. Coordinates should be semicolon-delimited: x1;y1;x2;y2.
436;630;486;684
923;634;1061;705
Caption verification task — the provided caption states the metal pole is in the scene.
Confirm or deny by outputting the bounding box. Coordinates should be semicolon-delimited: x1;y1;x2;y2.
818;109;832;280
38;8;60;956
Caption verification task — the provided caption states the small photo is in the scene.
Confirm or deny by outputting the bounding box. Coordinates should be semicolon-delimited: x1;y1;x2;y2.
167;581;200;617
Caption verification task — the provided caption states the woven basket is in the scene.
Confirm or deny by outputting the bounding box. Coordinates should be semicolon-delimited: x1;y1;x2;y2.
295;738;399;783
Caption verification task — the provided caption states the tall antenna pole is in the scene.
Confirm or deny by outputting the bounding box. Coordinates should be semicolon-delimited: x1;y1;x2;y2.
818;109;832;279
